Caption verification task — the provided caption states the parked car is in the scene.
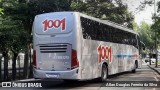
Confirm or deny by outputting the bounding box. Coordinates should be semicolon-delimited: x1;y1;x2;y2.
144;55;150;63
150;58;156;64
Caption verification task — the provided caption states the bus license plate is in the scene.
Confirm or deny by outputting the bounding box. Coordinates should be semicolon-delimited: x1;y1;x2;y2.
46;73;60;78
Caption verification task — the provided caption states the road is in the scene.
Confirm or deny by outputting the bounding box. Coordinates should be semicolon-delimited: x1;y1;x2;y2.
1;65;160;90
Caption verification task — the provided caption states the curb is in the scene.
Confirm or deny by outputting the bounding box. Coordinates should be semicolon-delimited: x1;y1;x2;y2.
147;65;160;75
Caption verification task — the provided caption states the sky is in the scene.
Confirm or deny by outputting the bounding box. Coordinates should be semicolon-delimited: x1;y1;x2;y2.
123;0;159;25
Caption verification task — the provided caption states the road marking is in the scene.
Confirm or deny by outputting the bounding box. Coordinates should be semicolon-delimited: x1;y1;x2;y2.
153;71;160;81
16;78;40;82
152;88;156;90
154;77;159;81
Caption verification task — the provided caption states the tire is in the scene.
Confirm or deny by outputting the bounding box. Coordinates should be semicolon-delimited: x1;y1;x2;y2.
132;69;136;73
132;63;137;73
98;64;108;82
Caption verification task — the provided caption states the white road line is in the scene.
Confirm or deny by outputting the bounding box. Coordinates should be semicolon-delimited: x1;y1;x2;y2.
152;88;156;90
154;77;159;81
153;70;160;81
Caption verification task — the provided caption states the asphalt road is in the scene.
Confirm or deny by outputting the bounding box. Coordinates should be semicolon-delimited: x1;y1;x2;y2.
1;65;160;90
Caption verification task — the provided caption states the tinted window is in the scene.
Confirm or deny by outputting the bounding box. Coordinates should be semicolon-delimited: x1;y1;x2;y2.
80;17;138;48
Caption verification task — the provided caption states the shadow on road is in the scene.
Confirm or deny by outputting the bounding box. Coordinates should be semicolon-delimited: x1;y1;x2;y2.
33;71;135;89
37;79;103;89
108;71;133;79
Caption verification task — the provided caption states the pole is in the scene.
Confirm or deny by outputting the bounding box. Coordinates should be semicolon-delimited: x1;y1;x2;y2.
154;0;158;67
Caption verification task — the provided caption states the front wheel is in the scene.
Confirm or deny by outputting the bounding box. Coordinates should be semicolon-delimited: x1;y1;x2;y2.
132;69;136;73
132;63;137;73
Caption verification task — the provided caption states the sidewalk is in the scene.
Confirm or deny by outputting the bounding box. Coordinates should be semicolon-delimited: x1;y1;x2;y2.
148;64;160;75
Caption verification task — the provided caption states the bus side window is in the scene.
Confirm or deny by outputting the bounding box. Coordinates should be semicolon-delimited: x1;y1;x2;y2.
88;19;92;39
104;24;109;42
97;22;102;41
81;17;87;39
112;28;120;43
91;20;97;40
94;21;98;40
81;17;92;40
101;23;106;41
108;26;112;42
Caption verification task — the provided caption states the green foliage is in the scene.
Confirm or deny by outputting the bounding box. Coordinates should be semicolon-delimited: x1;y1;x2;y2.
152;0;160;38
1;0;70;34
135;0;153;13
139;21;154;50
0;17;30;53
0;8;3;16
151;1;160;49
29;0;70;14
132;21;139;32
136;0;160;49
70;0;134;28
0;0;70;53
151;18;160;48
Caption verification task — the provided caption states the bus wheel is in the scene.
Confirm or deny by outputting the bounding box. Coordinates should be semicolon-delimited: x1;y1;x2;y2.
132;63;137;73
132;69;136;73
99;64;108;82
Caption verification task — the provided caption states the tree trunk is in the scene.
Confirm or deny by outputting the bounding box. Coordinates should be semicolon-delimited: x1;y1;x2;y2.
0;54;2;81
3;52;9;81
23;51;29;79
12;52;18;80
29;44;33;78
18;55;21;79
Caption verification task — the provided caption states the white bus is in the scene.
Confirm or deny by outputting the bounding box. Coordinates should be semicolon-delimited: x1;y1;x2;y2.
32;12;141;81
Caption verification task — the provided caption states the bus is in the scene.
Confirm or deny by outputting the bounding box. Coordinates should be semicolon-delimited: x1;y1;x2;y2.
32;12;141;82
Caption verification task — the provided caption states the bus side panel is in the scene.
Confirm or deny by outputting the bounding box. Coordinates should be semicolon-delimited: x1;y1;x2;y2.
80;38;138;79
108;43;119;75
108;43;138;75
81;40;120;79
75;13;83;79
81;39;94;79
81;41;138;78
118;45;138;73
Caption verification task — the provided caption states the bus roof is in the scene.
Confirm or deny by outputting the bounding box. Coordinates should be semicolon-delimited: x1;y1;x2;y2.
35;11;138;35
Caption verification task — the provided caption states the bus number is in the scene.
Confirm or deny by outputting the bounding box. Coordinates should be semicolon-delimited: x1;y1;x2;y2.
97;45;112;63
42;18;66;32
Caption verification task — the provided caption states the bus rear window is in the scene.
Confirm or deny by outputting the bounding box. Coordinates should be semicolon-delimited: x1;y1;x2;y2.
33;13;74;35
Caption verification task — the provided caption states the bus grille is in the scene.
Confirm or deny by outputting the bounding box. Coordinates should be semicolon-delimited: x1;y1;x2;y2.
39;44;67;53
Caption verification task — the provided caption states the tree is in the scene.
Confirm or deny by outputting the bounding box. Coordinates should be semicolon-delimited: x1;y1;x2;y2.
0;17;12;81
70;0;134;28
2;0;70;34
0;0;3;81
0;0;71;80
136;0;160;46
132;21;139;33
151;17;160;49
0;15;30;80
134;0;153;13
139;21;154;52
